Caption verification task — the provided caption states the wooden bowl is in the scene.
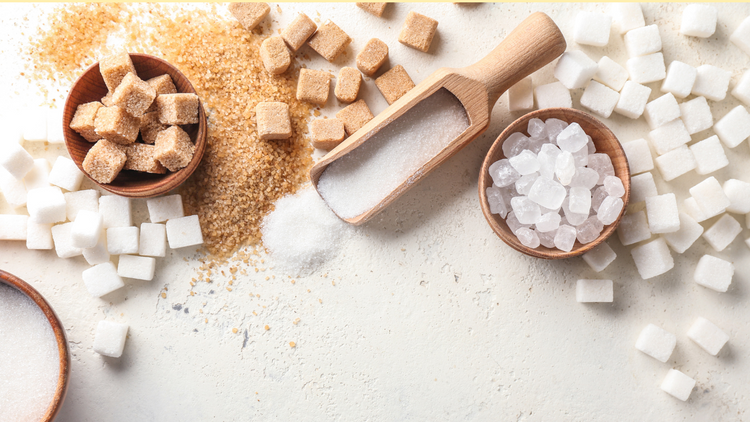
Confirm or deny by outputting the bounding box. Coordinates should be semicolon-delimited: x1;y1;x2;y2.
478;108;630;259
0;270;70;422
63;53;207;198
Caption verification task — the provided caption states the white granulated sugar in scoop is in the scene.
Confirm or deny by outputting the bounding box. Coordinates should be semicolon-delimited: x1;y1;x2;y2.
262;187;350;276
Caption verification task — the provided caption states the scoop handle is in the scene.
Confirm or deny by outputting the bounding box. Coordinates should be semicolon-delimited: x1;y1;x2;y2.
459;12;566;108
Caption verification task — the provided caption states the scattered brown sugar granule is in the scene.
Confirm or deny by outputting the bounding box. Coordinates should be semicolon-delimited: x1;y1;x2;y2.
356;3;387;17
375;65;416;105
228;2;270;32
334;67;362;103
310;119;346;150
157;93;200;125
356;38;389;77
398;11;438;53
281;13;317;51
255;102;292;140
146;75;178;112
124;143;167;174
296;69;331;105
139;111;168;144
307;21;352;62
154;126;195;171
94;105;140;145
111;72;157;117
336;99;374;136
289;341;296;348
99;51;137;92
260;36;292;75
82;139;127;183
70;101;103;142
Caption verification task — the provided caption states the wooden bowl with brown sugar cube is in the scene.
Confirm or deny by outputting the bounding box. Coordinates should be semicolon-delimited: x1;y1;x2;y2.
63;53;207;198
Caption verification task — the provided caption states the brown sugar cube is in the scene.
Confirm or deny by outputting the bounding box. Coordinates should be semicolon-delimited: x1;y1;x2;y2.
255;102;292;140
154;126;196;172
281;13;317;52
228;2;270;32
310;119;346;150
99;51;137;92
307;21;352;62
139;111;168;144
356;3;387;17
296;69;331;105
94;106;140;145
336;99;374;136
375;65;416;105
124;143;167;174
356;38;389;77
101;91;115;107
157;93;200;125
70;101;104;142
111;73;157;118
82;139;127;184
334;67;362;103
260;36;292;75
145;75;178;112
398;11;438;53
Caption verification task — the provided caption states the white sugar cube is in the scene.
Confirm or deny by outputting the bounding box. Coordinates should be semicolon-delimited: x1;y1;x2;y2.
511;196;541;225
516;227;540;248
93;320;129;358
554;51;598;90
597;196;623;225
71;210;103;249
554;224;577;252
723;179;750;214
139;223;167;257
648;119;691;155
46;108;65;144
687;317;729;356
622;138;653;175
692;65;730;101
660;369;695;401
645;193;680;234
48;156;84;192
582;242;616;272
166;215;204;249
731;70;750;106
508;77;534;112
82;262;124;297
624;24;661;57
107;227;139;255
576;279;613;303
99;195;132;228
0;142;34;180
23;159;50;191
617;211;651;246
486;186;510;218
489;159;520;187
683;197;710;223
635;323;676;362
713;105;750;148
64;189;99;221
27;186;67;224
557;123;588;153
694;255;734;293
0;215;28;240
117;255;156;281
654;145;696;181
663;213;703;254
630;172;658;203
679;96;713;135
50;222;83;258
83;233;110;266
594;56;628;91
611;3;645;34
528;177;566;210
20;108;47;142
626;52;666;84
534;82;572;109
631;238;674;279
731;16;750;56
680;4;717;38
690;177;730;218
573;12;612;47
509;150;540;175
146;194;185;223
660;61;696;99
0;168;27;208
644;93;681;129
580;81;619;118
614;80;651;119
26;222;53;250
703;214;741;252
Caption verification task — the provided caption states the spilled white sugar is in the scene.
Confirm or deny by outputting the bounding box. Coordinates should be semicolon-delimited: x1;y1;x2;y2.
0;283;60;422
261;187;349;276
317;88;469;219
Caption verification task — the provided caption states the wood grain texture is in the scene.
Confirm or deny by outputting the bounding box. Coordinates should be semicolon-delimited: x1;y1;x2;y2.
63;53;207;198
0;270;70;422
311;12;566;225
478;108;631;260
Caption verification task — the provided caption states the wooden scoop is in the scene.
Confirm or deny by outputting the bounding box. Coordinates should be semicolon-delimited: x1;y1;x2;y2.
311;12;566;225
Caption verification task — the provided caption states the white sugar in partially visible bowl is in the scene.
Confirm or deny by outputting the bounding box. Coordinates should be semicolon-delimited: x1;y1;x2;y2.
0;283;60;422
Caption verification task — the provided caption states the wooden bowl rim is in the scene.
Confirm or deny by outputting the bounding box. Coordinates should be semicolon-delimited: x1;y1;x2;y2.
0;270;70;422
478;108;630;259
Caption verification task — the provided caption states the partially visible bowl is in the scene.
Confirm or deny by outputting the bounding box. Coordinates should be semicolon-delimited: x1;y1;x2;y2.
63;53;207;198
478;108;630;259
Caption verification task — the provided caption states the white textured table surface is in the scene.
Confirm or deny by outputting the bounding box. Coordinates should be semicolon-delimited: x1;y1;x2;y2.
2;3;750;420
